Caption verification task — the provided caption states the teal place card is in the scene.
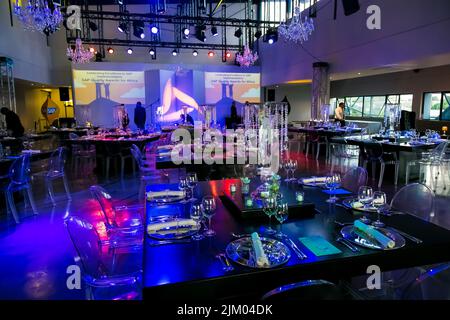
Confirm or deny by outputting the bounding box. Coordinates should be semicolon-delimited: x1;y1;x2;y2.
298;236;342;257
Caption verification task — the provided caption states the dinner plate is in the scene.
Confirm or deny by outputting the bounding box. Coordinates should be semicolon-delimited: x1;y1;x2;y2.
147;216;198;240
147;192;186;204
226;236;291;269
340;225;405;250
298;177;327;187
342;198;378;213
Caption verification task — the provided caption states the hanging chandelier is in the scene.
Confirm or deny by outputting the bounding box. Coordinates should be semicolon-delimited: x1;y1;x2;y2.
236;45;259;67
66;39;94;64
278;7;314;44
13;0;63;35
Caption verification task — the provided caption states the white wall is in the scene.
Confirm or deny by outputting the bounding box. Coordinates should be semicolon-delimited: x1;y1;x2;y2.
270;84;312;121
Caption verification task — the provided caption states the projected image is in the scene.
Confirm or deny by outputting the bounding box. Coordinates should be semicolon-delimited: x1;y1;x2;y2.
205;72;261;104
73;70;145;105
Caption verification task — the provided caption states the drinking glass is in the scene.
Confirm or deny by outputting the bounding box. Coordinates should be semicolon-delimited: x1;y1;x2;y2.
187;172;198;202
202;196;217;237
282;160;291;182
190;203;204;241
358;186;374;224
275;201;289;237
325;173;341;203
178;176;190;203
372;191;387;227
262;196;277;235
289;160;298;181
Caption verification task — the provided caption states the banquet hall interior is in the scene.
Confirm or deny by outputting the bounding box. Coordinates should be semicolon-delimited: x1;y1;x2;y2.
1;0;450;303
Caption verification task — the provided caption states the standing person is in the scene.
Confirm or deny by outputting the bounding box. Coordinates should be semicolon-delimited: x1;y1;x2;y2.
230;101;238;129
334;102;346;127
0;107;25;137
134;101;146;131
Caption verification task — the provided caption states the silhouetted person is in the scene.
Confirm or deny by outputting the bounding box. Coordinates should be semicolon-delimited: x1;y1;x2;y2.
134;101;146;130
104;83;110;100
180;113;194;125
95;83;102;99
1;107;24;137
281;96;291;115
230;101;238;129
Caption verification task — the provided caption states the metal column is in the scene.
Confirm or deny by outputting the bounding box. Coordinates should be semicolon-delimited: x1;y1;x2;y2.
0;57;17;118
311;62;330;120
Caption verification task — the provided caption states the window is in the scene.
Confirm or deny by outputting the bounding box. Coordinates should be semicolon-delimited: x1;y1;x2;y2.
330;94;414;118
423;92;450;120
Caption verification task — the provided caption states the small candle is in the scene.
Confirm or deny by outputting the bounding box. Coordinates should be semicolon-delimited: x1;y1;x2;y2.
442;126;448;134
230;184;237;193
245;197;253;207
242;183;250;195
295;191;304;203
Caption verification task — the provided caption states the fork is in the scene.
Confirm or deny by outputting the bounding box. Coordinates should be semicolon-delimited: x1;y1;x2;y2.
216;253;234;272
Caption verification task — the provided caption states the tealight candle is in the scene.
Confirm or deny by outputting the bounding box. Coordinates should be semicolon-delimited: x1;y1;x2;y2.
442;126;448;134
245;196;253;207
230;183;237;193
242;183;250;195
295;191;305;203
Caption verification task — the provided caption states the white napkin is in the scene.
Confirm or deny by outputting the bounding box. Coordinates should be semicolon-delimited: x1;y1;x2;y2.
147;190;185;200
157;145;174;150
302;177;327;184
251;232;270;267
158;151;173;157
147;219;197;233
22;149;41;154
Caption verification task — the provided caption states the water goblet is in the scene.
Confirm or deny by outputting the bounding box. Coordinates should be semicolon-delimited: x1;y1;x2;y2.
178;176;190;203
202;196;217;237
187;172;198;202
190;203;204;241
262;196;277;235
289;160;298;181
358;186;374;224
275;201;289;237
325;173;341;203
372;191;387;228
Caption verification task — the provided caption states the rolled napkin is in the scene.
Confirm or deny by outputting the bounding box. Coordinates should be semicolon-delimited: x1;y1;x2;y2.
157;151;173;157
147;190;185;200
301;177;327;184
157;145;174;150
354;220;395;249
251;232;270;267
22;149;41;154
147;219;197;233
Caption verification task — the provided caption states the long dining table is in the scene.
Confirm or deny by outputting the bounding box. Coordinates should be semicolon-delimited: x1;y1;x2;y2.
143;178;450;301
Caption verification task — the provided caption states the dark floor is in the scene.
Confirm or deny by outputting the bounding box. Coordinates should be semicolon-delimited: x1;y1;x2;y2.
0;151;449;300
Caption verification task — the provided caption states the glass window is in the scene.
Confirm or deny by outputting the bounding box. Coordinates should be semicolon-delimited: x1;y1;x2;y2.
329;98;337;115
364;96;386;118
423;93;442;120
442;93;450;121
345;97;363;117
400;94;413;112
387;95;400;104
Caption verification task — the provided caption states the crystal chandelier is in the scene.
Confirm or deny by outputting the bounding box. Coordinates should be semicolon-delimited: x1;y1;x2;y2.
66;39;94;64
236;45;259;67
13;0;63;35
278;7;314;44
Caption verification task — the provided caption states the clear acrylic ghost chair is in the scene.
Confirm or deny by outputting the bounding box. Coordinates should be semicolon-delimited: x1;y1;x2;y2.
362;140;399;188
1;154;38;223
69;132;96;176
130;146;155;199
65;216;142;300
32;147;71;205
390;183;434;220
341;167;368;194
89;185;143;247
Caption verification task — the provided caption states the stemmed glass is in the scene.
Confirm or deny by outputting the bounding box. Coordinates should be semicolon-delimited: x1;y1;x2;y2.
178;176;190;203
358;186;374;224
190;203;204;241
325;173;341;203
282;160;291;182
275;201;289;237
202;196;217;237
187;172;198;202
372;191;387;228
288;160;298;181
263;196;277;235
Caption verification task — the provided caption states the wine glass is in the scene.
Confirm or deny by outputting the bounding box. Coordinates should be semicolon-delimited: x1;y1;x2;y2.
187;172;198;202
202;196;216;237
262;196;277;235
289;160;298;181
190;203;204;241
358;186;374;224
275;201;289;237
282;159;291;182
178;176;190;203
325;173;341;203
372;191;387;228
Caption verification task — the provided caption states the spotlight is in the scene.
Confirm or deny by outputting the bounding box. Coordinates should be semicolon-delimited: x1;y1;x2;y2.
127;48;133;55
95;52;103;62
226;52;231;58
208;51;214;57
133;20;145;39
182;27;190;38
172;49;178;56
234;28;242;38
107;47;114;54
211;26;218;37
195;24;206;42
118;21;128;33
150;25;159;34
254;30;262;39
149;48;155;56
88;20;98;32
264;28;278;44
89;47;95;53
192;50;198;57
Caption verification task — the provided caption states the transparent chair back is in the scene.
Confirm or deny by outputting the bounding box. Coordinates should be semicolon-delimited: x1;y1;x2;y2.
9;153;31;186
429;141;449;161
130;147;143;170
363;141;383;161
65;216;106;280
390;183;434;220
69;133;79;140
47;147;66;177
90;185;116;228
342;167;368;193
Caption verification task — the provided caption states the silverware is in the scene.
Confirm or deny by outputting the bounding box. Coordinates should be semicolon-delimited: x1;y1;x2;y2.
279;234;307;260
216;253;234;272
336;237;360;252
386;227;423;244
148;239;191;246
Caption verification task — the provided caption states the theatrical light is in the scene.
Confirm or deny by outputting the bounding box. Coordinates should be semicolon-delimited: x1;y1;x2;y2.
195;24;206;42
234;28;242;38
95;52;103;62
107;47;114;54
192;50;198;57
182;27;190;38
89;47;95;53
133;20;145;39
88;20;98;32
264;28;278;44
208;51;214;57
150;25;159;34
211;26;218;37
127;48;133;54
226;52;232;58
118;21;128;33
172;49;178;56
254;30;262;39
268;38;274;44
149;48;155;56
